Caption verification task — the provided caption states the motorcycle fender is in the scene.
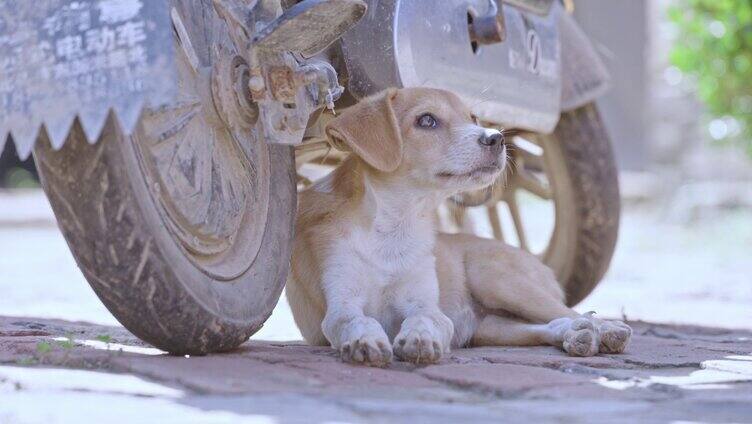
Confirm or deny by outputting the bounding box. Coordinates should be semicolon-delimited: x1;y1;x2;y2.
559;11;611;112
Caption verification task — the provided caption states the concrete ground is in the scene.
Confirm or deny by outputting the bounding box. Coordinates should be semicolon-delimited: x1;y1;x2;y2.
1;189;751;423
1;317;752;423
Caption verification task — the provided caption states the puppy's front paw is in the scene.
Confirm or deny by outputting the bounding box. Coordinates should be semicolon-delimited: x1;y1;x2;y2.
340;334;392;367
596;320;632;354
394;329;444;364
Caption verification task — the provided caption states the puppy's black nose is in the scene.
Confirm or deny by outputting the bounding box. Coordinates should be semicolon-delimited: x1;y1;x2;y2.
478;132;503;147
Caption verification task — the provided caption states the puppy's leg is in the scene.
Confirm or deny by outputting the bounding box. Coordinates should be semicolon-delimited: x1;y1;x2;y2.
457;236;631;354
393;263;454;364
463;241;578;323
472;315;599;357
320;261;393;366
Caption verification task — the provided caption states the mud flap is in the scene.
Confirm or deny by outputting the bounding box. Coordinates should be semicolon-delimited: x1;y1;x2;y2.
0;0;177;159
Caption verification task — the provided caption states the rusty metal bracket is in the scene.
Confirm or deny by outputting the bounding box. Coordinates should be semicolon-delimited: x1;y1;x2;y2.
212;0;365;144
252;0;366;58
469;0;507;46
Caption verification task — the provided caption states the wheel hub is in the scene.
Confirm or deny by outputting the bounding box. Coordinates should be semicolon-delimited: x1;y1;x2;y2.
133;10;270;281
212;52;259;131
133;0;364;280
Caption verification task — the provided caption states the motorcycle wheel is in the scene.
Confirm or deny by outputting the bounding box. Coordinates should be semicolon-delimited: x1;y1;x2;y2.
449;103;620;306
32;3;296;355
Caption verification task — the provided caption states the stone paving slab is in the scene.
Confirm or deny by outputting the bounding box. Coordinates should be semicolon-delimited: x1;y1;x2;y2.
1;316;751;423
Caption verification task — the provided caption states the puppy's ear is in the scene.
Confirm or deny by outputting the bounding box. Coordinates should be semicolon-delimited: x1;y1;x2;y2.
326;89;403;172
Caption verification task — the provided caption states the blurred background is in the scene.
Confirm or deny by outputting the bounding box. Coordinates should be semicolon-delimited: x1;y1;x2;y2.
1;0;750;340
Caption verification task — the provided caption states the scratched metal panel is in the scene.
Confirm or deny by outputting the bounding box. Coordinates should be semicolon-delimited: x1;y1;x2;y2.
0;0;176;159
342;0;562;133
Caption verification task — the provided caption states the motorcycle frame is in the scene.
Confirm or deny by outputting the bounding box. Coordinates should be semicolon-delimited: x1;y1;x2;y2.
0;0;609;158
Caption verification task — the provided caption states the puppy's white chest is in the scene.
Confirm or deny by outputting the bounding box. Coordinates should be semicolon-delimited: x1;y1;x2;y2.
354;217;434;277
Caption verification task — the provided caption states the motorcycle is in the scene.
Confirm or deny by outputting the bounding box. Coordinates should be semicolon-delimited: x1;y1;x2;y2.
0;0;619;354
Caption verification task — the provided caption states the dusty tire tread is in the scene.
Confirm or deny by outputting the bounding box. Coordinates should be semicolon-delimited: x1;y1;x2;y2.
34;118;295;354
554;104;620;306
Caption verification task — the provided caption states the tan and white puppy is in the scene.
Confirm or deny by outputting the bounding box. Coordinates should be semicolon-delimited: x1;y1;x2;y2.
287;88;631;366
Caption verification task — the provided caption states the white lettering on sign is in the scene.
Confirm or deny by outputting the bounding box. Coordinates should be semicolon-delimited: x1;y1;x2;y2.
98;0;144;24
116;21;146;47
1;0;154;115
43;2;92;36
86;26;117;54
56;35;85;60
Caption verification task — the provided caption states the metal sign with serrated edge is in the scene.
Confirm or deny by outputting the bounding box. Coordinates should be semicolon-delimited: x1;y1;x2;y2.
0;0;176;159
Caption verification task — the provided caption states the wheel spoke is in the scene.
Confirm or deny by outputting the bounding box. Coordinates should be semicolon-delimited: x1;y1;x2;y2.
448;203;476;234
449;202;465;232
149;100;202;116
487;204;504;242
171;8;201;73
142;100;202;144
517;134;545;148
515;146;544;171
514;170;552;200
155;108;201;144
506;192;529;251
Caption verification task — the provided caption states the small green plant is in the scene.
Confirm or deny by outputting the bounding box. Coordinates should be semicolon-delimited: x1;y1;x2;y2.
669;0;752;157
15;357;37;366
3;167;40;189
57;337;75;350
95;335;112;344
35;341;52;354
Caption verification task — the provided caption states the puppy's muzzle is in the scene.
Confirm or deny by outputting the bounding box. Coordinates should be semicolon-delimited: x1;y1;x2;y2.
478;130;504;147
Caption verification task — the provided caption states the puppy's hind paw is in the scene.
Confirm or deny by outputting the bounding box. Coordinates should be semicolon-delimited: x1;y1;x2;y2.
597;320;632;354
340;337;393;367
562;318;599;357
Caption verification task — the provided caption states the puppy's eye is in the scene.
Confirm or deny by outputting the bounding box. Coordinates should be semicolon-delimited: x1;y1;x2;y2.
416;113;438;129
